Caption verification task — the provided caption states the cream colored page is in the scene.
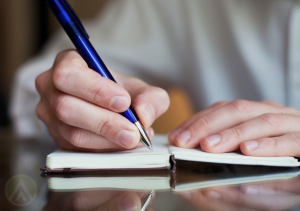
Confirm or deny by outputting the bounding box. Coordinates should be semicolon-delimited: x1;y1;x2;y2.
48;144;169;159
174;170;300;192
168;146;300;167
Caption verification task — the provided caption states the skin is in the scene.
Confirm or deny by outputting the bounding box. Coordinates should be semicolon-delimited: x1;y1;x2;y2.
179;176;300;211
169;100;300;157
35;49;170;152
36;49;300;157
43;190;157;211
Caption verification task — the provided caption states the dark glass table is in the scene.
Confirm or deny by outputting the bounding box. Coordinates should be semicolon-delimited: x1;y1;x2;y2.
1;127;300;211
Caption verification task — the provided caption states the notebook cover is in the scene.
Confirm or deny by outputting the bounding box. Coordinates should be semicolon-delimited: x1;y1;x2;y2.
40;166;170;173
41;153;176;173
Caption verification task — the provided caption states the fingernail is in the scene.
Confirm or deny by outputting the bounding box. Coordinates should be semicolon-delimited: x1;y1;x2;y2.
180;191;191;199
245;187;259;195
176;130;191;146
207;191;221;199
110;96;128;111
205;134;221;146
117;130;137;148
148;127;154;139
169;128;182;141
244;140;258;150
119;194;137;211
144;104;155;126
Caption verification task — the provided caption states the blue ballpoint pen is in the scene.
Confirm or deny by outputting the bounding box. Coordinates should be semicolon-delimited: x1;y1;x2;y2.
45;0;152;151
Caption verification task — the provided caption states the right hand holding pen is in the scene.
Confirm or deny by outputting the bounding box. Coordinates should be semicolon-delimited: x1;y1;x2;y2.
35;50;169;152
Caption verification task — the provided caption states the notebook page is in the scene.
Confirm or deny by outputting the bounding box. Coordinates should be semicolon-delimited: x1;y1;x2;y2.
49;144;169;159
174;169;300;192
47;144;170;169
168;146;300;167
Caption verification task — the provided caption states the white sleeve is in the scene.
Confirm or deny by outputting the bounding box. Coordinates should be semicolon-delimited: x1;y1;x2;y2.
9;0;180;139
10;55;54;139
9;30;74;139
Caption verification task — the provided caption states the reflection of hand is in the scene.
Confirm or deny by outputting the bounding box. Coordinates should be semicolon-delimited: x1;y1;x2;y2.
43;190;157;211
36;50;169;152
180;176;300;211
169;100;300;156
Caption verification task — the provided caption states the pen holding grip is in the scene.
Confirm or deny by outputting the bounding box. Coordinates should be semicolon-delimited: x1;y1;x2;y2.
46;0;151;150
68;23;139;123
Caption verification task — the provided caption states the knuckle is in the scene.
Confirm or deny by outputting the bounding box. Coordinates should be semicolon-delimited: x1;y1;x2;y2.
53;96;70;121
260;113;281;127
36;102;44;121
153;87;170;111
197;117;212;132
35;73;44;93
213;101;228;107
231;100;252;113
228;127;244;140
56;50;68;61
68;129;87;147
92;80;107;103
95;117;112;136
290;133;300;148
52;61;71;90
270;137;279;149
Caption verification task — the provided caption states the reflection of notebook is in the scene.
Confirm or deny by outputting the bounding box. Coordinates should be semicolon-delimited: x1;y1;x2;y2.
41;135;300;173
46;163;300;192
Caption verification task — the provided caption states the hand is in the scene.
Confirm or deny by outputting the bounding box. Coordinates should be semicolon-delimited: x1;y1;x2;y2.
179;176;300;211
169;100;300;156
36;50;169;152
43;190;157;211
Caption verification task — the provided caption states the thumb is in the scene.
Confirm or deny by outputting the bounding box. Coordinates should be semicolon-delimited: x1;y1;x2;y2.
95;192;141;211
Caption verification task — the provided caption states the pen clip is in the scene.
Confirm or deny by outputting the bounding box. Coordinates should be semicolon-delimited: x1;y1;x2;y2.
61;0;90;39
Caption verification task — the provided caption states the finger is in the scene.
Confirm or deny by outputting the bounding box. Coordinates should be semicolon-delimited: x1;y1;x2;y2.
175;99;300;149
168;101;229;145
207;186;300;211
64;190;124;211
37;100;153;151
95;192;141;211
201;113;300;153
51;50;131;112
179;190;254;211
240;176;300;195
240;132;300;157
48;89;141;149
116;74;170;129
261;100;284;108
48;120;149;152
174;100;281;148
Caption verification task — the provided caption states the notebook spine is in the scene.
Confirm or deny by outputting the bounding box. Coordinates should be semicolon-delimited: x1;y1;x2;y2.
170;154;176;172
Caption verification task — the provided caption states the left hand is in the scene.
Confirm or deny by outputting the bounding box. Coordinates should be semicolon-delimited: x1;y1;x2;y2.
179;176;300;211
169;100;300;157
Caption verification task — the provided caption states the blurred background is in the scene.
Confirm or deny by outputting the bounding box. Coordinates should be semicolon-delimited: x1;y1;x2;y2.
0;0;194;132
0;0;108;128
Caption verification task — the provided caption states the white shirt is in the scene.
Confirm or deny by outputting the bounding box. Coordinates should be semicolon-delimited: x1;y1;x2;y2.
10;0;300;138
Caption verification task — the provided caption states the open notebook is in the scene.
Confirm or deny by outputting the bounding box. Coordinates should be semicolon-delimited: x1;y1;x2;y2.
41;135;300;173
46;164;300;192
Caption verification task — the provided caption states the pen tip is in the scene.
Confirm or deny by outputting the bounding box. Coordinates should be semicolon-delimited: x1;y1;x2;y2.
149;145;153;152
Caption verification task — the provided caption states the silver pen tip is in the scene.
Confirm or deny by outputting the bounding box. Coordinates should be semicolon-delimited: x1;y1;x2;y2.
134;121;153;152
149;145;153;152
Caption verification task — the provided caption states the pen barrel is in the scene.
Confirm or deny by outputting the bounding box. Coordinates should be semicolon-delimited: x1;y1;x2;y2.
46;0;139;123
71;25;139;123
69;23;139;123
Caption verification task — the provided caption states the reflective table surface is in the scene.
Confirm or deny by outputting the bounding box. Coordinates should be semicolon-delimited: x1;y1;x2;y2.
1;127;300;211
